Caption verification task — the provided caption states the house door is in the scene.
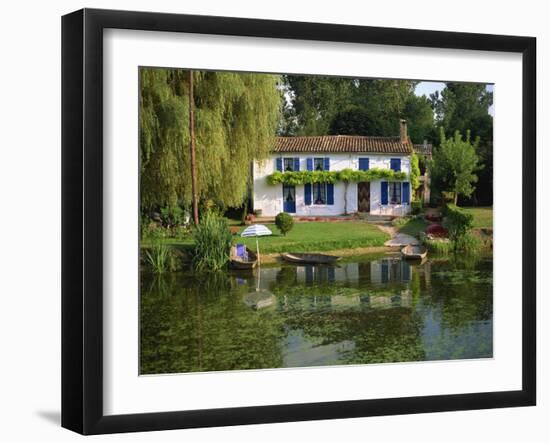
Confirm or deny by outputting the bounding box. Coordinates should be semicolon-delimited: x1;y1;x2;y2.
357;182;370;212
283;184;296;213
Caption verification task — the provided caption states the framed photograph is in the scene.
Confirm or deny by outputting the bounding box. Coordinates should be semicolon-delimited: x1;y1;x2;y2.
62;8;536;435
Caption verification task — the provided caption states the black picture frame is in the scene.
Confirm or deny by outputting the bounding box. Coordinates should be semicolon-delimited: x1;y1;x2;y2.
62;8;536;435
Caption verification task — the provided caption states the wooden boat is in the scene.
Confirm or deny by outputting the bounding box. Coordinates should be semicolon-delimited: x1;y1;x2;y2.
230;245;258;270
281;252;341;265
401;244;428;260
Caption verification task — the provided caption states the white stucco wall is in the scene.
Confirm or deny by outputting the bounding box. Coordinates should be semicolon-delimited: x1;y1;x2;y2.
253;153;411;217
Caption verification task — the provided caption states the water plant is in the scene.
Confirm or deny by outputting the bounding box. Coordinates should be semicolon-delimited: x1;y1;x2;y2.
192;211;233;271
144;241;172;274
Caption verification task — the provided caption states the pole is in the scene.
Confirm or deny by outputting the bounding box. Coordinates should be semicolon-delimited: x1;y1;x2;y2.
189;70;199;225
256;237;260;266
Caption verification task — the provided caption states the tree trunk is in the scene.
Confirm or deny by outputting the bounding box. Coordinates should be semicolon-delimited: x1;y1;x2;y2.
189;70;199;225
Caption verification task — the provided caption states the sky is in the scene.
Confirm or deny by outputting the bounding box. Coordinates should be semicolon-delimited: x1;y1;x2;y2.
414;81;495;116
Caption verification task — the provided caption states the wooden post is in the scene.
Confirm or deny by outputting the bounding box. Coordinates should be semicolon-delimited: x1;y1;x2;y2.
189;70;199;225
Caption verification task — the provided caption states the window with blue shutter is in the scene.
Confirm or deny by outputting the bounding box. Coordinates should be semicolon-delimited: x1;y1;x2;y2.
327;184;334;205
306;158;313;171
381;181;388;205
390;158;401;172
359;158;369;171
276;157;283;172
294;158;300;171
324;157;330;171
304;183;312;205
402;182;410;204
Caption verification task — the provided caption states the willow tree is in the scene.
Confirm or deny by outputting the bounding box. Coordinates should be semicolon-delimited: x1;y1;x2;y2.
140;68;281;213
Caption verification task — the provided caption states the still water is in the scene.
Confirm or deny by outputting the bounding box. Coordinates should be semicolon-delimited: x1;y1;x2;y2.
140;254;493;374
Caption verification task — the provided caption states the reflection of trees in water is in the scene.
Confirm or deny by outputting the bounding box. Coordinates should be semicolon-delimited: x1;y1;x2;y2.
140;255;493;374
420;256;493;333
140;272;285;374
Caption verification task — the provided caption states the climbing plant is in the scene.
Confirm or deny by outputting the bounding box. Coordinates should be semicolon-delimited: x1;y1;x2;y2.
266;168;408;186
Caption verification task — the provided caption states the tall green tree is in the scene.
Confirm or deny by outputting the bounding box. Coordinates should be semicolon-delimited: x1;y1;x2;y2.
140;68;282;213
282;75;355;135
430;83;493;205
429;128;481;205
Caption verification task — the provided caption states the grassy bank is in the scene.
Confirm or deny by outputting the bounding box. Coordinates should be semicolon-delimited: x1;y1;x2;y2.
144;220;390;254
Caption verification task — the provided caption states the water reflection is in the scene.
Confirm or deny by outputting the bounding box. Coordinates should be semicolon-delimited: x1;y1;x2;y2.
140;255;493;374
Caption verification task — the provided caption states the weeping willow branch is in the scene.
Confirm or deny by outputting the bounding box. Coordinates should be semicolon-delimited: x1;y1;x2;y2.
266;168;408;186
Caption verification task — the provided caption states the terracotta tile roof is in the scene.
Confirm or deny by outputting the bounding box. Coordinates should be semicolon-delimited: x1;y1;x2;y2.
274;135;413;154
413;143;433;157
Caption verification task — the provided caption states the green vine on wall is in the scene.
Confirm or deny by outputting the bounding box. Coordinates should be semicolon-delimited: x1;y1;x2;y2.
409;152;421;191
266;168;408;186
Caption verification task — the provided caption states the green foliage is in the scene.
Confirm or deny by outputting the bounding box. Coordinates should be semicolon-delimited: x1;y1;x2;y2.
411;200;423;215
192;212;233;271
443;204;474;253
160;205;186;227
140;68;282;212
266;168;407;186
144;242;180;274
429;128;481;204
409;152;421;191
430;83;493;205
454;232;482;254
275;212;294;236
444;204;474;241
424;239;453;254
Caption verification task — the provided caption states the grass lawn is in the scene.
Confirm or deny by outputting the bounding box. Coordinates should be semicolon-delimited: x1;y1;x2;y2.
462;207;493;228
150;221;390;254
237;221;389;253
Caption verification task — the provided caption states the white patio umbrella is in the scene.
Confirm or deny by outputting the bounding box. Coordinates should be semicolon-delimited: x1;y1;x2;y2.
240;224;272;265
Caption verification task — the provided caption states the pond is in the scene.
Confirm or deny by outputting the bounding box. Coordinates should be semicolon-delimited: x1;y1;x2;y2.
140;254;493;375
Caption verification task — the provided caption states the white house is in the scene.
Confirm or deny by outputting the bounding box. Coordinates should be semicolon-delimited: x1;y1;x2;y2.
253;120;414;217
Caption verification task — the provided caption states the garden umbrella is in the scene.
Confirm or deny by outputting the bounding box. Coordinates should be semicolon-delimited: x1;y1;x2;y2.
240;224;272;265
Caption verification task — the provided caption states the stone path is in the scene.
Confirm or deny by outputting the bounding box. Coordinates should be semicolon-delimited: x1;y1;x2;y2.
376;224;420;247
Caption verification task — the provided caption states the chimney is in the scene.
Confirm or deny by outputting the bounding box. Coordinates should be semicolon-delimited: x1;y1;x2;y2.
399;119;408;144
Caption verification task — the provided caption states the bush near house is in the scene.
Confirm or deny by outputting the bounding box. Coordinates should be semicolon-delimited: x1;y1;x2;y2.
443;204;474;245
275;212;294;236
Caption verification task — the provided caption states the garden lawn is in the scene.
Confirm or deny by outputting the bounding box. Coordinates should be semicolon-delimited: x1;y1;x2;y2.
237;221;389;253
462;207;493;228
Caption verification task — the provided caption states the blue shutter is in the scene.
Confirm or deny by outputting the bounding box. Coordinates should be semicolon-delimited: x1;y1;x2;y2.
402;261;411;281
402;182;410;204
276;157;283;172
304;184;312;205
381;181;388;205
327;266;335;282
381;261;389;283
324;157;330;171
327;184;334;205
294;158;300;171
306;158;313;171
359;158;369;171
390;158;401;172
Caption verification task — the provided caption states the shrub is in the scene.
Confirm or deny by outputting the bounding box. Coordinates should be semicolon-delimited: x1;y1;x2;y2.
275;212;294;236
160;205;186;227
443;204;474;246
192;212;233;271
426;223;448;238
411;200;423;215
